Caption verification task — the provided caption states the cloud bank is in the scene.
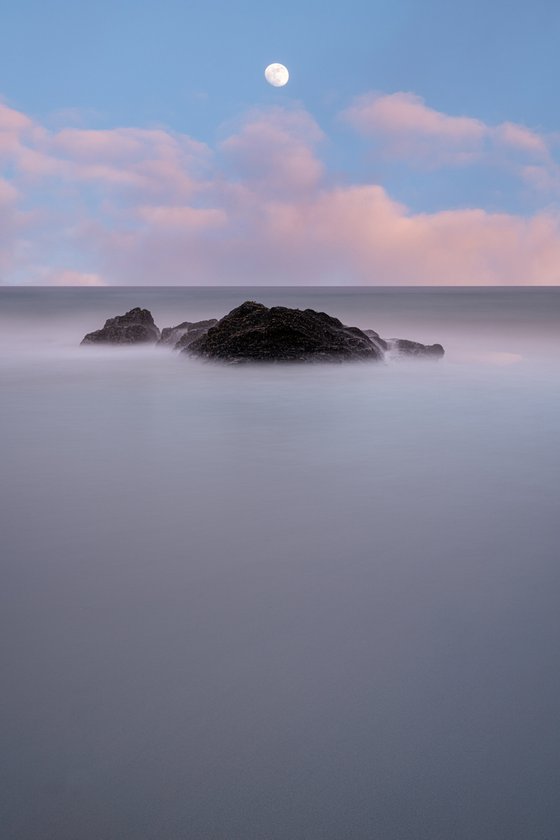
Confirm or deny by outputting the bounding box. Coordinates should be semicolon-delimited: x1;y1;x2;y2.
342;92;551;165
1;94;560;285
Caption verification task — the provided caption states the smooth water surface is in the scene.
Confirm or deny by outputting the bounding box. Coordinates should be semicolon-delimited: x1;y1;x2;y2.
1;287;559;839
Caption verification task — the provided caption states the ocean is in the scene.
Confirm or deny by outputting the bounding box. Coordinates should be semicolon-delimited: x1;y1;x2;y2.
1;286;559;839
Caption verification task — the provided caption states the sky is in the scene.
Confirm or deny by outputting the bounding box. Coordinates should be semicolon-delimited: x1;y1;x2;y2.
1;0;560;285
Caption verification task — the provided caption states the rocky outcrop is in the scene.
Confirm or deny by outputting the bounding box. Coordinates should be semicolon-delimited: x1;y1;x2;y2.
185;301;384;363
363;329;388;353
79;302;445;362
175;324;219;351
81;308;160;345
388;338;445;359
158;319;218;348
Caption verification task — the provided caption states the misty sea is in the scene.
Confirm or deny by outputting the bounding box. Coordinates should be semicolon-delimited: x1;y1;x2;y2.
1;286;559;840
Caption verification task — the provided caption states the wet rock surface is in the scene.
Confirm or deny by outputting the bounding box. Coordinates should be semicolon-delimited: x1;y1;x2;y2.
81;308;160;345
389;338;445;358
158;319;218;348
363;329;388;352
185;301;385;363
80;301;445;362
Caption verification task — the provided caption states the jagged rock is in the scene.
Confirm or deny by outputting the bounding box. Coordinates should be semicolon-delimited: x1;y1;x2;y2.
174;324;218;350
363;329;388;352
389;338;445;358
185;301;384;363
81;308;160;345
79;301;445;362
158;319;218;348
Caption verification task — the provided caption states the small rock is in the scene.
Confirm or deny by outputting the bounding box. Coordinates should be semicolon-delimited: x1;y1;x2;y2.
81;307;160;345
158;319;218;348
363;329;388;352
389;338;445;358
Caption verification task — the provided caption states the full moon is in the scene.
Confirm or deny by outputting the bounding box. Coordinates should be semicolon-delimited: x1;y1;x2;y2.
264;63;289;87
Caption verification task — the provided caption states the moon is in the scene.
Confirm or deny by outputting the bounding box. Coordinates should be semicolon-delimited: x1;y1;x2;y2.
265;63;289;87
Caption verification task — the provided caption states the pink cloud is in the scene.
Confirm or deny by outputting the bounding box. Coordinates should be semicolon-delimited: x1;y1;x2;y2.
0;101;32;133
520;164;560;193
1;116;211;202
2;98;560;287
51;129;149;162
342;92;552;172
0;176;19;205
50;126;208;162
342;92;487;166
0;176;26;276
345;93;486;142
85;179;560;286
495;122;548;157
136;205;227;229
221;108;324;196
274;188;560;285
0;102;34;158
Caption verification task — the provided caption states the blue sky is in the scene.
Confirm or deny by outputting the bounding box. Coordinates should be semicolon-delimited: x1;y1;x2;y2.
1;0;560;285
4;0;558;130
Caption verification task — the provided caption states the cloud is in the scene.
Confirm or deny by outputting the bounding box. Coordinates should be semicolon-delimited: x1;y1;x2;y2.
0;101;34;159
0;101;32;132
342;92;550;170
495;122;548;156
521;163;560;194
86;181;560;286
4;115;211;201
342;92;486;166
2;97;560;286
220;108;324;197
0;176;19;205
136;205;227;229
0;175;27;276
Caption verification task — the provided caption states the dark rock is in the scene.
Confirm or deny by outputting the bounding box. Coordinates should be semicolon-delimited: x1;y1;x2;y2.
159;321;192;346
363;329;388;352
185;301;384;363
79;301;444;362
174;324;217;351
81;308;160;345
158;319;218;348
389;338;445;358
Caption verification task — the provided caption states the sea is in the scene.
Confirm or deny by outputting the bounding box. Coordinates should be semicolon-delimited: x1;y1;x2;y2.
1;286;559;840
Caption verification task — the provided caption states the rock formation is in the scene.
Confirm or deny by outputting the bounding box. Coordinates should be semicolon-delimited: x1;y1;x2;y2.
158;319;218;348
363;329;388;353
80;301;445;363
185;301;384;363
388;338;445;358
81;308;160;345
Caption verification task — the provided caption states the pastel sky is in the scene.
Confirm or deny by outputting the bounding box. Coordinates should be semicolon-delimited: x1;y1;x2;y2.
2;0;560;286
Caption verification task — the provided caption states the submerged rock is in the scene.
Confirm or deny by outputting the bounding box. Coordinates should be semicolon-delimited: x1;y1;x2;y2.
185;301;384;363
389;338;445;359
158;319;218;348
81;308;160;345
